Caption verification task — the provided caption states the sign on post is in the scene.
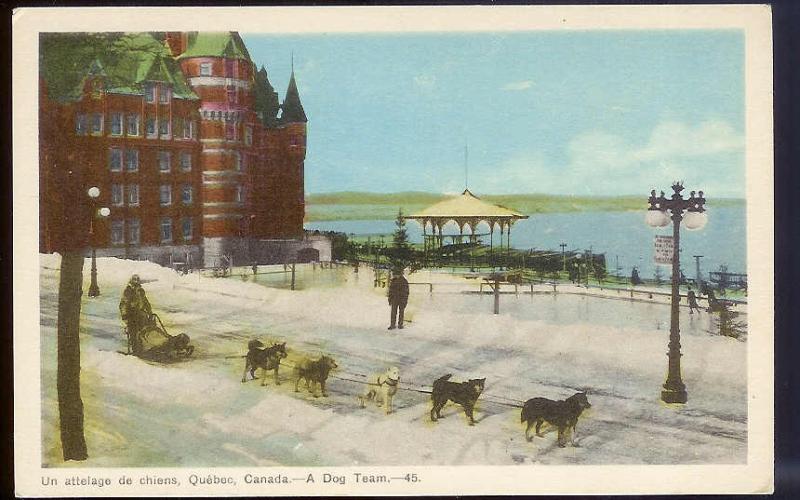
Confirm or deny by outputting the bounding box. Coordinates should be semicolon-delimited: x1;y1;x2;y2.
654;235;674;265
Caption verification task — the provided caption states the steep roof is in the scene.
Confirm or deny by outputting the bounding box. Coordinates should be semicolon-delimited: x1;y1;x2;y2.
253;66;280;126
407;189;528;219
40;32;197;103
280;71;307;123
178;32;252;61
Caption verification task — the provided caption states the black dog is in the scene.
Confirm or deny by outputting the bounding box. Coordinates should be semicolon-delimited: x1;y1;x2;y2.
521;392;591;447
241;339;288;386
430;374;486;425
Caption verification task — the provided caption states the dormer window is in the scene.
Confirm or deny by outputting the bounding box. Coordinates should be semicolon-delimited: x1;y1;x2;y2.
159;86;171;104
144;83;155;103
90;79;104;98
200;62;212;76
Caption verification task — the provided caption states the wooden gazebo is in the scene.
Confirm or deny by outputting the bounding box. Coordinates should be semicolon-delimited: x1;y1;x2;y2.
406;189;529;257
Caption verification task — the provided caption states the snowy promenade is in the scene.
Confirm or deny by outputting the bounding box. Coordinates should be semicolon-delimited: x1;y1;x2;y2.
40;255;747;467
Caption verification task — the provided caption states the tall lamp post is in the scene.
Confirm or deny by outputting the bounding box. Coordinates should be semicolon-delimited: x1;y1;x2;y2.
87;187;110;297
645;182;707;404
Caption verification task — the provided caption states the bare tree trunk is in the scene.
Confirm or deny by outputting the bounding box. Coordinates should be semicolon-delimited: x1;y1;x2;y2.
56;251;88;461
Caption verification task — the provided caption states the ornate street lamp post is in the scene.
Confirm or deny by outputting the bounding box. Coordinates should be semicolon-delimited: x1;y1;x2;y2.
87;187;110;297
646;182;707;404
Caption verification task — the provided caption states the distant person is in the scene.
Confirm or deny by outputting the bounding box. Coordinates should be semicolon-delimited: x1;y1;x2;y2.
119;274;153;353
631;267;643;286
387;269;410;330
706;289;721;313
687;287;701;314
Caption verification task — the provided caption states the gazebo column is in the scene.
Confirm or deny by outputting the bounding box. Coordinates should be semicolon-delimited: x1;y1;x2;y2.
422;220;428;267
470;219;477;271
499;223;505;270
489;219;494;268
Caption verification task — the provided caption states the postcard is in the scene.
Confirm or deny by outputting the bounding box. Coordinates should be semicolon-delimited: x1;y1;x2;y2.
13;5;773;496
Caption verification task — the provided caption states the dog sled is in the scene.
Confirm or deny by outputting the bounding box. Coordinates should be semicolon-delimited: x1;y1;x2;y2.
125;312;194;362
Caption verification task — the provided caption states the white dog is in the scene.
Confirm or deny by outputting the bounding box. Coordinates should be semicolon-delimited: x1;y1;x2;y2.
359;366;400;414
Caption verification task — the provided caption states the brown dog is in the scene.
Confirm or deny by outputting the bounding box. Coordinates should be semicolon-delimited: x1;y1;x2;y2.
293;355;338;397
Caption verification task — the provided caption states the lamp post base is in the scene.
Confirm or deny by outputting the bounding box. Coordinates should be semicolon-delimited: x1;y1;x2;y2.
661;384;688;404
88;248;100;297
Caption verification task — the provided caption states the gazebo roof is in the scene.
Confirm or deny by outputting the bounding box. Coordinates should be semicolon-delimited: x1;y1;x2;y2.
407;189;528;220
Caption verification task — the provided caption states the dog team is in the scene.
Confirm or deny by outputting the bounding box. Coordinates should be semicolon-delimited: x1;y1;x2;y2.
241;338;592;447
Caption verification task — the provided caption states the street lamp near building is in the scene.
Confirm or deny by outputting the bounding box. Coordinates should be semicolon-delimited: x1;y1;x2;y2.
87;187;110;297
646;182;707;404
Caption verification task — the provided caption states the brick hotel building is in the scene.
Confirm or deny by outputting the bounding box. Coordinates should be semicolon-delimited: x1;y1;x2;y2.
39;32;323;268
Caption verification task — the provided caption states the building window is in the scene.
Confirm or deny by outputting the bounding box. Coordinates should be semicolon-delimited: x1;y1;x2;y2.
75;113;87;135
160;184;172;206
233;151;241;171
225;59;236;78
91;113;103;135
245;126;253;146
128;218;140;244
181;184;192;205
109;148;122;172
159;117;170;138
200;62;212;76
111;184;124;206
160;217;172;243
235;184;244;203
145;83;155;103
183;120;194;139
159;86;171;104
158;151;171;172
180;152;192;171
125;149;139;172
127;184;139;206
173;117;183;138
110;112;123;136
111;220;125;245
182;217;193;240
126;114;140;136
226;85;237;105
147;118;157;138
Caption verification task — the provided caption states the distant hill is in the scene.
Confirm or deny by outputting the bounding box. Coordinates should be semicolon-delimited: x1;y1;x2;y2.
305;191;744;221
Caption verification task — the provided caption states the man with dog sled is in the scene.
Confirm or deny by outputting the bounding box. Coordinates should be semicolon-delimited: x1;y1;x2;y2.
119;274;153;354
118;274;194;360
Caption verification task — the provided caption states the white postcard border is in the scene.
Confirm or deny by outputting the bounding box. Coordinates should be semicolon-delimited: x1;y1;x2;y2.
13;5;774;496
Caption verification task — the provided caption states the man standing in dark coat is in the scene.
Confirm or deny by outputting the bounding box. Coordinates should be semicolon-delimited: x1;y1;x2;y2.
119;274;153;353
388;269;409;330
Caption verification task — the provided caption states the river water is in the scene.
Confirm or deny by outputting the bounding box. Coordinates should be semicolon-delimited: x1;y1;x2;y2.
304;206;746;280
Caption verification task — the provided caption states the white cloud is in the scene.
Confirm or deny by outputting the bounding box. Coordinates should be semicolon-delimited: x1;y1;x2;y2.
501;80;534;91
475;119;745;197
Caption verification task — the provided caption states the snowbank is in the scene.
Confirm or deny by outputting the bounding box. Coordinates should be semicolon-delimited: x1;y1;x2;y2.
39;255;747;467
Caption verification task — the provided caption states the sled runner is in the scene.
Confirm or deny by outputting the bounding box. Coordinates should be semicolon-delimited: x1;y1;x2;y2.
125;312;194;362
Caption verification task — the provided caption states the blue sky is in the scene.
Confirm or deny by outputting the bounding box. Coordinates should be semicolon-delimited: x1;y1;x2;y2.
243;30;744;197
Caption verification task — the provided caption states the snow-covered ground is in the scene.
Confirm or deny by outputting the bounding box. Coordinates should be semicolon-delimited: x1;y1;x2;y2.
40;255;747;467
